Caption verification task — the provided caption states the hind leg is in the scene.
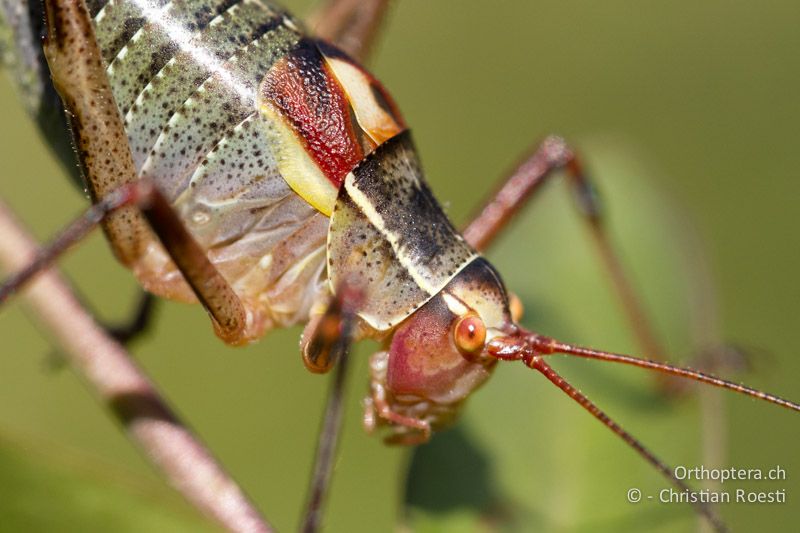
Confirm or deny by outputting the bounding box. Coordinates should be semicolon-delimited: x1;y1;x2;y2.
308;0;391;62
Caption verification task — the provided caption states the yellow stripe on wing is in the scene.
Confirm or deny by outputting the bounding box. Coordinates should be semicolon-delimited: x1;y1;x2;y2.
259;103;338;216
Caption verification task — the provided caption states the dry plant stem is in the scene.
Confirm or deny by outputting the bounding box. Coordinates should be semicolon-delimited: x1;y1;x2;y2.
0;200;272;533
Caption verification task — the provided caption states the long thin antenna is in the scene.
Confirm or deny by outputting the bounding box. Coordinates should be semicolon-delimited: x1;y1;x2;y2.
530;357;727;533
487;329;800;529
524;335;800;412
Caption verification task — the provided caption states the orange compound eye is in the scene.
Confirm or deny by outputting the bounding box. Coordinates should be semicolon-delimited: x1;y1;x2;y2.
453;314;487;356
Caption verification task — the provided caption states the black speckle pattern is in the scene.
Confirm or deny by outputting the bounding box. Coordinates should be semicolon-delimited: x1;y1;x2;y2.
105;0;238;116
93;0;163;63
328;132;477;329
138;23;298;199
349;132;476;286
329;192;429;329
85;0;107;18
108;3;297;175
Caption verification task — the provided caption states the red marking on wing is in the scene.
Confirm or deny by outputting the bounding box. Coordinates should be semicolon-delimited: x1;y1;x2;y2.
261;41;364;188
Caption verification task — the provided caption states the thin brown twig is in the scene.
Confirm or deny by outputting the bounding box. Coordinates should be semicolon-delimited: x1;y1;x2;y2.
0;199;272;533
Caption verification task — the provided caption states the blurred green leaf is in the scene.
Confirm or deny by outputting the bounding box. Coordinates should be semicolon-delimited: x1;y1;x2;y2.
0;437;213;532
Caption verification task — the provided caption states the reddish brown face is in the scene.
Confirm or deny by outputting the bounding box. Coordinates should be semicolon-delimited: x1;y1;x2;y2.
385;295;496;405
363;259;517;444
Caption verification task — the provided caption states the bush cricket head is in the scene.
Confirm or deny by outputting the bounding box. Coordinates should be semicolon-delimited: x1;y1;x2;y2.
363;257;517;444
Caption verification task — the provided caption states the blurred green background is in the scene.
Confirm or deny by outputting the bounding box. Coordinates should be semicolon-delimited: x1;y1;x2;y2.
1;1;799;531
